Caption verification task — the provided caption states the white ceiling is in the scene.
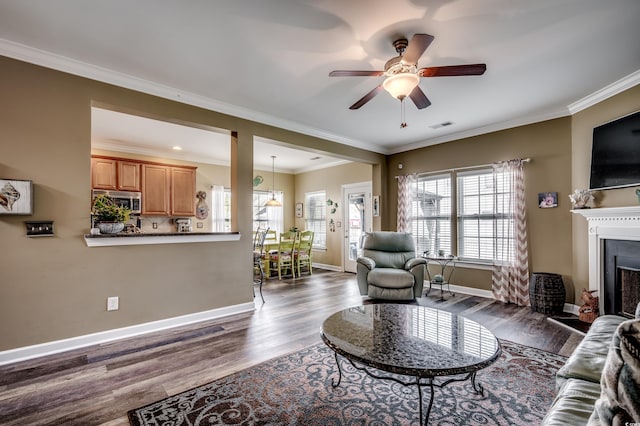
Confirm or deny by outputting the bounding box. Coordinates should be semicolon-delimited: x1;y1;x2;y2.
1;0;639;162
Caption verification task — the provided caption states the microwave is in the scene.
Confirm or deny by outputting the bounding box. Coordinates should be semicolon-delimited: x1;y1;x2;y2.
91;190;141;214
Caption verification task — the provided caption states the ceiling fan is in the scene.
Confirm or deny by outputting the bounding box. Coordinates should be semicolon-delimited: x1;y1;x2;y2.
329;33;486;126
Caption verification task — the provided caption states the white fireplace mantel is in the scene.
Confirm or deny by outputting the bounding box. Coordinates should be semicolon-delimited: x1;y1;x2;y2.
572;205;640;222
572;206;640;312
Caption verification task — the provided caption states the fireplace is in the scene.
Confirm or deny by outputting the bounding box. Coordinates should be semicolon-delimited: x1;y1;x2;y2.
573;206;640;315
603;239;640;317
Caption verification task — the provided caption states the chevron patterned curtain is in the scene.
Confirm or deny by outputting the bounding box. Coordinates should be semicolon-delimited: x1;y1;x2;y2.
492;159;530;306
397;174;416;232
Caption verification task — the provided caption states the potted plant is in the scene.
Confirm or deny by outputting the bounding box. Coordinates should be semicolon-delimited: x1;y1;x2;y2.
92;194;131;234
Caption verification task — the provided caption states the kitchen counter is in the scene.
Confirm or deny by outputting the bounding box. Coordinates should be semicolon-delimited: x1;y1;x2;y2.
83;232;241;247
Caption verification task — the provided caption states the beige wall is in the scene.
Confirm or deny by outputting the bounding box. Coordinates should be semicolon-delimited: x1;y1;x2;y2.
0;56;383;351
570;85;640;301
294;162;373;267
2;52;636;353
388;118;574;296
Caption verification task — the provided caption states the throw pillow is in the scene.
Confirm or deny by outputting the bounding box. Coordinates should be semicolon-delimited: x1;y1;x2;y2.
590;319;640;425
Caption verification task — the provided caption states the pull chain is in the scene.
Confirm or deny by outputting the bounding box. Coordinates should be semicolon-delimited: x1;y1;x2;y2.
400;97;408;128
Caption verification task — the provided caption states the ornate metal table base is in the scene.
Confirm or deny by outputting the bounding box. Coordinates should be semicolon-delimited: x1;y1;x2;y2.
330;352;485;425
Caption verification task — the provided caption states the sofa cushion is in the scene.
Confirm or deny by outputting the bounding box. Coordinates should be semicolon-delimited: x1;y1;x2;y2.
541;378;602;426
590;319;640;425
556;315;628;387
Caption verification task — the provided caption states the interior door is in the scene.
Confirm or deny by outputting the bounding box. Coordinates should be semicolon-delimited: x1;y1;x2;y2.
343;182;372;273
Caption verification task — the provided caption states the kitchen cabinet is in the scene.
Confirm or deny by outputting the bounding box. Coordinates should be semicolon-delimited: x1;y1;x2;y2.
170;167;196;216
91;157;117;190
117;160;141;191
141;164;171;215
92;155;196;216
142;164;196;216
91;157;140;191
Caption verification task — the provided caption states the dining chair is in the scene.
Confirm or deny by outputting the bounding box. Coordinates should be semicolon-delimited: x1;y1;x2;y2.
295;230;314;276
270;232;297;280
252;227;269;302
262;229;278;277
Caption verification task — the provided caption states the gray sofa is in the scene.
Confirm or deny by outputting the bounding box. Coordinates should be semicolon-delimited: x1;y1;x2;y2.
542;303;640;425
356;231;426;300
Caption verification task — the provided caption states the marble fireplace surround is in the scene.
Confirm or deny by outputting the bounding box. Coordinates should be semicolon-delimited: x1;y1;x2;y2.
573;206;640;314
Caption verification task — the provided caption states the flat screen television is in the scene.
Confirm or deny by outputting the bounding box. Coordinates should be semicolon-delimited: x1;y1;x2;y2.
589;110;640;190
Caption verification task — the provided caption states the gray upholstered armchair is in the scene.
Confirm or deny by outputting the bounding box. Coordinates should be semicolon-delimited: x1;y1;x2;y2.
356;231;427;300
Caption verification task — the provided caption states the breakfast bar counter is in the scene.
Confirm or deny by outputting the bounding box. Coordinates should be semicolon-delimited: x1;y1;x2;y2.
83;232;241;247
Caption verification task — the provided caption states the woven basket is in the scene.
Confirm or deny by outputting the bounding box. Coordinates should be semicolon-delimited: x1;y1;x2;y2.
529;272;565;315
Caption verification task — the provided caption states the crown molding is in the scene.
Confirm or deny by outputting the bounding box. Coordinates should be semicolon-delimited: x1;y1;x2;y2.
92;140;231;168
0;39;384;154
391;69;640;155
390;107;570;154
93;140;349;174
2;39;637;157
568;70;640;114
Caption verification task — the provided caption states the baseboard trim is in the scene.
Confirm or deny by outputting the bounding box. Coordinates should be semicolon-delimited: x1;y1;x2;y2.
430;282;581;315
563;303;580;315
313;262;342;272
0;302;255;366
446;284;494;299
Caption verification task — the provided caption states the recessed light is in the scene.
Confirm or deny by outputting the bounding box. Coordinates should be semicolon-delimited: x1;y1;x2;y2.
172;146;183;151
310;156;321;160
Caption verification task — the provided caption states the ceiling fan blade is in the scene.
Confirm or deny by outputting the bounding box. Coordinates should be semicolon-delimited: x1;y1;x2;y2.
329;70;384;77
419;64;487;77
402;34;434;65
409;86;431;110
349;85;383;110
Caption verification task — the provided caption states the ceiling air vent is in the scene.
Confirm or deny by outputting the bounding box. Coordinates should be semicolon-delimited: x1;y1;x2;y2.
429;121;453;130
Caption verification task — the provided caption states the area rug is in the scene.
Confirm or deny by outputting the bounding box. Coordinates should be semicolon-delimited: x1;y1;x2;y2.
128;340;566;426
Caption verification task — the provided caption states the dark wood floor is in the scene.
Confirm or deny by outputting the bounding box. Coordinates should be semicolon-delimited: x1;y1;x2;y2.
0;270;583;426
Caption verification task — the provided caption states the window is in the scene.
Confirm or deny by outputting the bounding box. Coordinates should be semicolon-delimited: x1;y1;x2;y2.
407;167;516;263
211;186;232;232
253;190;284;234
458;169;514;262
410;174;452;256
305;191;326;249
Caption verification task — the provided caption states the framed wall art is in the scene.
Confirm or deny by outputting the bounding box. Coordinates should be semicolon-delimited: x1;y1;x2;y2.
538;191;558;208
0;179;33;215
295;202;303;218
373;195;380;217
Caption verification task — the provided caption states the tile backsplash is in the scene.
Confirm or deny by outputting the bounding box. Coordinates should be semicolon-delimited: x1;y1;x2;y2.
138;216;211;233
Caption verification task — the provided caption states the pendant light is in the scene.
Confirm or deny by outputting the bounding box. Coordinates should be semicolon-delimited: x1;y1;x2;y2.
264;155;282;207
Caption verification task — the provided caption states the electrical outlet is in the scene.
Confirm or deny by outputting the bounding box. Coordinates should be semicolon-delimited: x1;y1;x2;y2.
107;296;119;311
152;222;158;229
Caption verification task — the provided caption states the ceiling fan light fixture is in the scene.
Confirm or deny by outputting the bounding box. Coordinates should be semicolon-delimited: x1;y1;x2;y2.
382;72;419;100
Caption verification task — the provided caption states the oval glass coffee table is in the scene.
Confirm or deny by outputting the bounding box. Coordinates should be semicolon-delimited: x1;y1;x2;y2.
320;304;501;425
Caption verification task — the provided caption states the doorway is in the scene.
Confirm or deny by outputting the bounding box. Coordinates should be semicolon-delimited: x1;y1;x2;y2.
342;182;372;273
